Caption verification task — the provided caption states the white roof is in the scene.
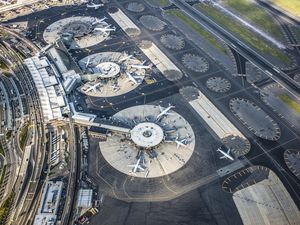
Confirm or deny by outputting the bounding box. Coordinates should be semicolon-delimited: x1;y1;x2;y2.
130;122;164;148
63;78;77;93
49;48;68;73
40;181;63;214
72;113;95;122
77;189;93;208
43;76;58;87
24;57;66;122
34;58;49;69
62;70;81;81
33;214;56;225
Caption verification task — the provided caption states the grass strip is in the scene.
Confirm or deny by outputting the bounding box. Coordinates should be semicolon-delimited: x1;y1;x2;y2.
165;9;227;54
223;0;284;39
278;94;300;115
195;3;291;64
0;166;6;189
19;124;29;151
269;0;300;18
0;192;14;225
159;0;170;6
0;143;4;156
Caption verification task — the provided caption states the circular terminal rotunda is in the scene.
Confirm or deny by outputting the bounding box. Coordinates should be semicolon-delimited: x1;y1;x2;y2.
99;105;195;178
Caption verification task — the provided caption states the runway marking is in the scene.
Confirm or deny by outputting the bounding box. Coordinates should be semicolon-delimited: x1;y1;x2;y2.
86;77;196;110
95;147;121;199
122;175;132;199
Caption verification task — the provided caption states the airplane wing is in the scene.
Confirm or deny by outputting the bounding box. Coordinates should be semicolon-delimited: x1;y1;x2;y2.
220;156;226;159
126;72;138;84
137;166;145;171
227;149;230;154
85;58;90;67
159;105;163;112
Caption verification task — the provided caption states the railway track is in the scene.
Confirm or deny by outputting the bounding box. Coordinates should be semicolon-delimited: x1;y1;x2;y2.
0;34;46;225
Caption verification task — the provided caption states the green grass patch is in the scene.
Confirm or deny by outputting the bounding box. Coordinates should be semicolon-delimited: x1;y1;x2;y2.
0;192;14;225
278;94;300;115
0;143;4;157
293;27;300;41
19;124;29;150
269;0;300;18
159;0;170;6
0;166;6;189
0;61;8;71
223;0;284;39
165;9;227;54
194;3;291;65
5;131;12;140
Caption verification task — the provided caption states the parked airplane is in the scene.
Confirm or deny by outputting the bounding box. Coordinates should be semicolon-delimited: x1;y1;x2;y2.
0;0;11;5
94;25;116;32
86;3;104;9
94;64;105;74
217;146;234;161
130;61;152;69
85;57;91;68
84;82;102;93
156;104;175;119
164;128;177;134
174;137;187;149
128;158;145;173
92;17;107;25
118;54;133;63
111;84;120;92
126;72;139;84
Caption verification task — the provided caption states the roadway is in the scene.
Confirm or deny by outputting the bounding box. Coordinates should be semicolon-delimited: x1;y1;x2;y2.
88;0;300;211
0;72;19;205
4;3;299;224
61;124;80;225
0;0;40;13
276;18;300;54
255;0;300;26
170;0;300;99
0;29;46;225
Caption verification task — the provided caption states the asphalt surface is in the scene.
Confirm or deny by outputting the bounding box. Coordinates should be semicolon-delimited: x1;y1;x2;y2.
3;1;300;224
170;0;300;95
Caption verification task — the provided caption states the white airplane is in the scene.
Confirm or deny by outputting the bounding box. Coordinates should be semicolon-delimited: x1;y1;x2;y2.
129;61;152;70
0;0;11;5
126;72;139;84
86;3;104;9
128;158;145;173
84;57;91;68
84;82;102;93
118;55;133;63
156;104;175;119
111;84;120;92
174;137;187;149
94;25;116;32
92;17;107;25
217;147;234;161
